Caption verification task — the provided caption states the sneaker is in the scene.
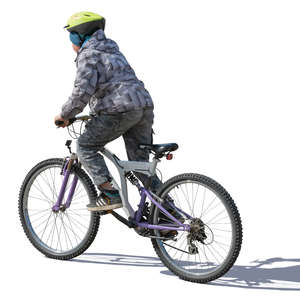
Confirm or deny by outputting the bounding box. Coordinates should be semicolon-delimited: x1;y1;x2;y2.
87;189;122;211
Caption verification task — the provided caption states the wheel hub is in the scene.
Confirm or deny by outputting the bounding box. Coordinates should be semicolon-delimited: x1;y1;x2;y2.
52;204;67;213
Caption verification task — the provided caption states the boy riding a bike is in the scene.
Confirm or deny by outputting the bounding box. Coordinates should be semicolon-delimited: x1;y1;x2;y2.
19;11;242;282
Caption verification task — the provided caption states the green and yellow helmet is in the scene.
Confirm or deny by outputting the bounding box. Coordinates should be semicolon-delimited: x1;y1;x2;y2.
64;11;105;35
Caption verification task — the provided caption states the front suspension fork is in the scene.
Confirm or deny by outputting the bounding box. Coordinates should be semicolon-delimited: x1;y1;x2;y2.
52;153;79;212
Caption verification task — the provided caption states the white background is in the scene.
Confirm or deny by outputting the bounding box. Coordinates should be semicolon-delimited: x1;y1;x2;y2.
1;0;300;298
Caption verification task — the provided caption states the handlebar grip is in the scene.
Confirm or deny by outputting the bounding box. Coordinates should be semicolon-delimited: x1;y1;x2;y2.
55;118;77;127
55;120;64;126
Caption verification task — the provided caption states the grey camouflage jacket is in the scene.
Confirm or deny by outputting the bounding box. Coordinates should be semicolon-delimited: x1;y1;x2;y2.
61;29;154;120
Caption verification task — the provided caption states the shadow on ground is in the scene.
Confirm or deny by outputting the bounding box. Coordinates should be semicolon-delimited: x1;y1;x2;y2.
70;254;300;290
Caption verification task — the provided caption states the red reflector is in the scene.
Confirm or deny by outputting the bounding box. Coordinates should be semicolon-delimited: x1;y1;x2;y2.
166;153;173;160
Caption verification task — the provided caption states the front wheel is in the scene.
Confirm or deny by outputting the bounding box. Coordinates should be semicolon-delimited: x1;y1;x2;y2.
18;158;100;260
150;173;243;283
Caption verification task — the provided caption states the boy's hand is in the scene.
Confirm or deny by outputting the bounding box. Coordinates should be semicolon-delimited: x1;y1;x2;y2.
54;115;69;128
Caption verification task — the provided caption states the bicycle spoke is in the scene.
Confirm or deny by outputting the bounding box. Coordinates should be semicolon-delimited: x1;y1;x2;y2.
214;239;230;251
67;209;91;220
208;214;229;224
40;211;53;240
31;182;53;205
214;231;228;237
30;210;53;224
55;215;64;252
28;194;52;205
191;183;200;216
204;243;221;265
70;193;89;203
64;212;80;244
51;214;60;249
200;188;206;218
59;213;73;250
36;215;55;234
179;184;193;216
199;242;209;263
209;222;231;225
201;195;217;217
197;248;202;269
45;214;57;246
210;227;232;233
65;212;89;233
49;167;59;200
28;208;50;217
172;188;181;206
72;185;86;198
205;209;227;224
39;171;56;202
201;201;222;219
184;183;191;214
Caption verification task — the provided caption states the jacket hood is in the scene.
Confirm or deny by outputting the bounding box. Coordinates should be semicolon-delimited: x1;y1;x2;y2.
79;29;119;54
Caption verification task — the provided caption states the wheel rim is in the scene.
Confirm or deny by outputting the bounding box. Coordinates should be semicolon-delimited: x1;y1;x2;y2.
23;163;94;255
154;179;235;277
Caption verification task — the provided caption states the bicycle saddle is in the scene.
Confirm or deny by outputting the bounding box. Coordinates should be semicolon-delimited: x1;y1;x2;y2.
138;143;178;155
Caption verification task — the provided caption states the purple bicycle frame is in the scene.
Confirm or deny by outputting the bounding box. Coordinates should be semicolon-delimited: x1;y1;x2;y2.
52;157;191;233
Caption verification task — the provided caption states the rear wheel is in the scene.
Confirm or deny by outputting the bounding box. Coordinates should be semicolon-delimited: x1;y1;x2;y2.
150;173;243;283
18;158;100;260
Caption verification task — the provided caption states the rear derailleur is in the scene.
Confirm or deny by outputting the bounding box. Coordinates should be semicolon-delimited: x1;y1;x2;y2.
187;218;208;254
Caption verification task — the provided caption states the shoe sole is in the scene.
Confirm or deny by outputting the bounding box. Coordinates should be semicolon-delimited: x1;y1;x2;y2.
87;203;123;211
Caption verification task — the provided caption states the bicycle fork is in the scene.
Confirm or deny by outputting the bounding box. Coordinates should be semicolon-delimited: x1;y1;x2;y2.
52;154;79;212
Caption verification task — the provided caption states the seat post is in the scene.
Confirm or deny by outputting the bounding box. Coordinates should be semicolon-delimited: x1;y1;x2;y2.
149;156;159;175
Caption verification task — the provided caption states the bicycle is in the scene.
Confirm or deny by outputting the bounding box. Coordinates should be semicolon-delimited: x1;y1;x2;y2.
18;114;243;283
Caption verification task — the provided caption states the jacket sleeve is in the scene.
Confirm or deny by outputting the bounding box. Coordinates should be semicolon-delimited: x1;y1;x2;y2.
60;50;99;120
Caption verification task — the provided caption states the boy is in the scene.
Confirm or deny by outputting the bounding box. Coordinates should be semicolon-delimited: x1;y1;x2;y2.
54;11;163;211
